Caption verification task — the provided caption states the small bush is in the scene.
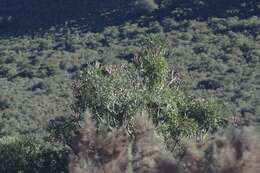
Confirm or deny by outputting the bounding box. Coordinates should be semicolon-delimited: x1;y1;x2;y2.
0;64;16;78
134;0;159;13
0;136;71;173
0;96;10;110
197;79;223;90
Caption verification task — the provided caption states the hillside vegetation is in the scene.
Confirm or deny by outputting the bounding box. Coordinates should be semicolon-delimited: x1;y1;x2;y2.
0;0;259;172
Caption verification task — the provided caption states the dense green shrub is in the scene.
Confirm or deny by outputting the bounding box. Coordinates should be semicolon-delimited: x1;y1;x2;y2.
0;136;71;173
54;34;226;148
47;116;80;145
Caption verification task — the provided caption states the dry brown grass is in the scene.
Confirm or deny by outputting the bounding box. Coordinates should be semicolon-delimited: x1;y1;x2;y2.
178;126;260;173
69;114;260;173
202;127;260;173
69;113;179;173
69;118;129;173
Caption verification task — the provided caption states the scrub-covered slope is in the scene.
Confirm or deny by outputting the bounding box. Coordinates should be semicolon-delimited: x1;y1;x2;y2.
0;0;259;136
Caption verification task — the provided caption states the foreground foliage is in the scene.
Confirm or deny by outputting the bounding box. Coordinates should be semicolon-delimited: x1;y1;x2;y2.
69;114;260;173
69;113;168;173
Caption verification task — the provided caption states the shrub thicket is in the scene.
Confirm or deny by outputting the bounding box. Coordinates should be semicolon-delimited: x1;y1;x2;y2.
0;136;70;173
